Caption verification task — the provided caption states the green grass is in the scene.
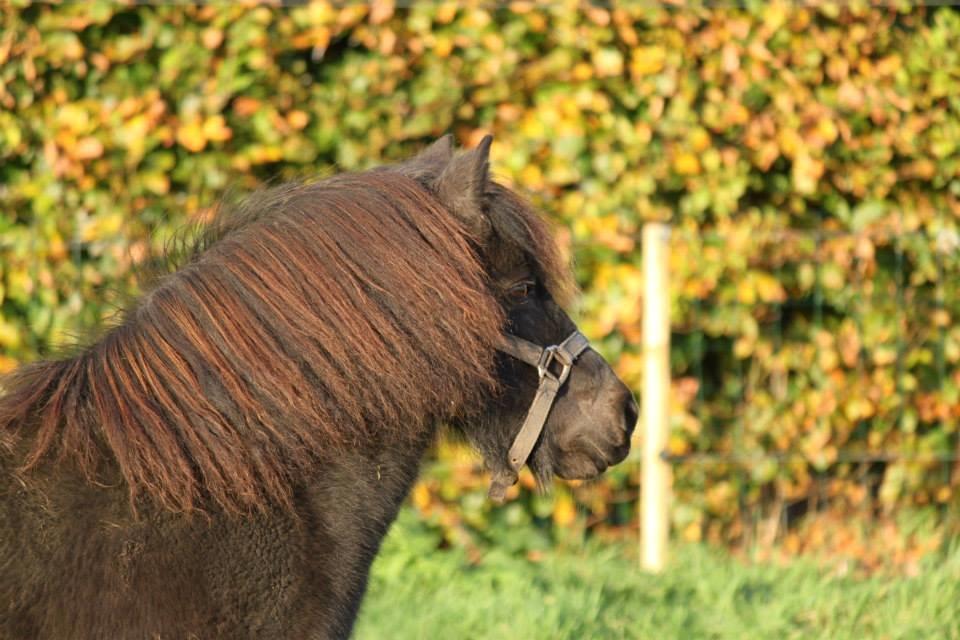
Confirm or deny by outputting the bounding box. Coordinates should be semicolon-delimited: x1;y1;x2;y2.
354;509;960;639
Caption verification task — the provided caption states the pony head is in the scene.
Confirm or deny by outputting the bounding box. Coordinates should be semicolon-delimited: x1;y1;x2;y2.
398;136;637;500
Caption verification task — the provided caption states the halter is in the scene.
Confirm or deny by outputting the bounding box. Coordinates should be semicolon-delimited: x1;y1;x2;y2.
496;330;591;474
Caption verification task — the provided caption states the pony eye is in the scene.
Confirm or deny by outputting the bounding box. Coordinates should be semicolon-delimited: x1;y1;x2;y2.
506;280;535;303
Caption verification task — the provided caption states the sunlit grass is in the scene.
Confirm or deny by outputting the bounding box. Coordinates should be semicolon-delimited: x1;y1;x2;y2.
355;508;960;639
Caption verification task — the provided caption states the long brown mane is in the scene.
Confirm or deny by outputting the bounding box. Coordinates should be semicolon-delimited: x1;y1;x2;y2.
0;171;527;513
0;155;577;516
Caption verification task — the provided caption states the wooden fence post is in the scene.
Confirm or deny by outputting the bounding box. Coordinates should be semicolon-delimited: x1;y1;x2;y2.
641;222;671;573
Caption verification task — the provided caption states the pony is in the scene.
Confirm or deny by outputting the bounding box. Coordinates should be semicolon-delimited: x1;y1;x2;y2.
0;136;637;639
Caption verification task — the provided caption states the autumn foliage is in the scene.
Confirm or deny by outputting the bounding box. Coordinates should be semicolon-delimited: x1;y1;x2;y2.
3;2;960;562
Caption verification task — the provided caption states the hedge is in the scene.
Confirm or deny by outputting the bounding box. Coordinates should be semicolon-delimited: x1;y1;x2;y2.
3;2;960;563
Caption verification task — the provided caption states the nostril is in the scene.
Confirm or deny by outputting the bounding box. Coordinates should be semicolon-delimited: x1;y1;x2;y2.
623;395;639;435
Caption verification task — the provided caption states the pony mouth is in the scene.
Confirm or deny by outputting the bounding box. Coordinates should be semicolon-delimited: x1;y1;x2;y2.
555;455;610;480
609;441;631;465
557;465;606;481
554;436;631;480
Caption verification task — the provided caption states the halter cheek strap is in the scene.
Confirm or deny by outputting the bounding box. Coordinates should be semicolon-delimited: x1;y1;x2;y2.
488;330;590;502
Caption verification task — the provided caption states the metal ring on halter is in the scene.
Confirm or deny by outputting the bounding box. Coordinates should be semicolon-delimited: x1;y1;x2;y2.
536;344;573;385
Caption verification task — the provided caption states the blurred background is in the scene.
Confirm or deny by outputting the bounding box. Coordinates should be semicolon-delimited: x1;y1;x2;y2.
4;1;960;637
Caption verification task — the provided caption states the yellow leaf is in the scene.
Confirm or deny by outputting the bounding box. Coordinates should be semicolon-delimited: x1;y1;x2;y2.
792;151;823;195
673;152;701;176
571;62;593;82
553;492;576;527
202;115;232;143
433;35;453;58
933;309;951;327
755;142;779;170
689;127;711;153
682;522;702;543
873;346;897;367
615;353;642;386
593;47;623;78
736;279;756;304
59;35;85;61
762;2;787;31
303;0;335;26
0;318;20;349
58;104;90;132
818;348;839;372
412;482;431;511
790;8;812;31
706;482;734;515
176;119;207;152
287;110;309;130
369;0;394;24
722;42;739;73
81;213;124;242
756;273;786;302
436;2;458;23
635;122;652;144
520;112;546;139
509;1;535;13
6;269;33;301
844;398;874;421
816;118;838;145
520;164;544;189
141;172;170;195
74;136;104;159
247;144;283;164
666;434;690;456
630;46;665;77
0;355;17;373
876;54;901;76
201;27;224;49
727;102;750;126
48;234;67;261
234;97;262;117
734;337;754;358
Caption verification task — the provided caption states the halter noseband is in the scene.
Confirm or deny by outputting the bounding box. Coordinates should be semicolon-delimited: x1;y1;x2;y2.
495;330;591;478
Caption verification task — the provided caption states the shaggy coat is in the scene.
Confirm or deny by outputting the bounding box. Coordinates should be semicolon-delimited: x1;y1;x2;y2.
0;138;616;639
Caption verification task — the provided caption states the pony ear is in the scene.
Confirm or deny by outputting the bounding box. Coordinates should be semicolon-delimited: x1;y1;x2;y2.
432;135;493;239
395;135;455;183
416;134;454;166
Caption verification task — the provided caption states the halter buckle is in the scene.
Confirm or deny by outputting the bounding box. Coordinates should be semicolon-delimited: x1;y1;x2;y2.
537;344;573;385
